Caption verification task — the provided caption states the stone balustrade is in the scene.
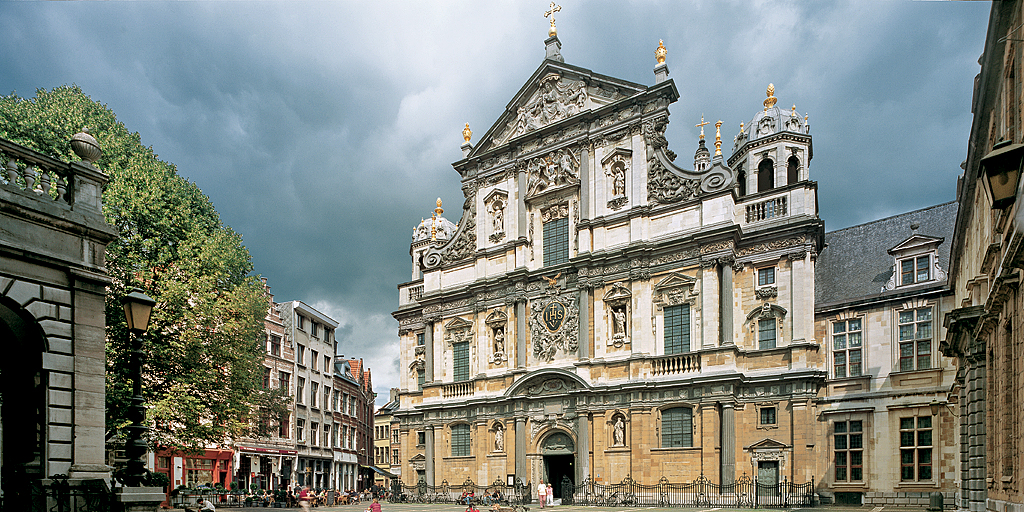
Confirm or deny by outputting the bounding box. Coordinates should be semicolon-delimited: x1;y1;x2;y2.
442;381;474;398
651;352;701;376
744;194;787;224
0;136;108;217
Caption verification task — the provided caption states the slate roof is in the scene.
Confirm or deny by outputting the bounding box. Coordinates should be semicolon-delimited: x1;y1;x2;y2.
815;201;958;309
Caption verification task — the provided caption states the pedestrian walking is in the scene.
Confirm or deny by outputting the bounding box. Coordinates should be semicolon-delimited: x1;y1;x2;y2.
298;486;311;512
537;482;546;509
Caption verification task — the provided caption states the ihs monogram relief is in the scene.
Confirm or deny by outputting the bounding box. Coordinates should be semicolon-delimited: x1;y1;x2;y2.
529;277;579;362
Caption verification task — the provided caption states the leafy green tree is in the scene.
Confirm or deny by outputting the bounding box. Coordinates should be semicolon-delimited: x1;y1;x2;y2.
0;85;288;452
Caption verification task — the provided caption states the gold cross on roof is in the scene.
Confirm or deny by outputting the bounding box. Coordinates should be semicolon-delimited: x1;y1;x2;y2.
545;2;562;36
695;114;709;140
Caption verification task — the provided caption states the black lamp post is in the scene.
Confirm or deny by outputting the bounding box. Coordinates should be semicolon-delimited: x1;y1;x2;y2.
121;288;156;486
981;140;1024;210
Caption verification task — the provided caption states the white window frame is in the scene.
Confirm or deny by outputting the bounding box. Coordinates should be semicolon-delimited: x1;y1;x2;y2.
756;266;776;288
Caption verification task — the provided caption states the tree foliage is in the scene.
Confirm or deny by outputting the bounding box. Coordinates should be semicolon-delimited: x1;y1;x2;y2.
0;85;287;451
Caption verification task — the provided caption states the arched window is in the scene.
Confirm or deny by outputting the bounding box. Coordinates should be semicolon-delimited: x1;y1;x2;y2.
661;407;693;448
787;156;800;185
758;158;774;192
737;170;747;196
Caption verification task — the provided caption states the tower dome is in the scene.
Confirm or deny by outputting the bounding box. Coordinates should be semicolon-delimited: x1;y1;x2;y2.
412;198;457;243
739;84;808;146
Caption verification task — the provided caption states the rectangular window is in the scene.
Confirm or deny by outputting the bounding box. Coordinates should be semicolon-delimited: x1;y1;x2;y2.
297;419;305;442
393;449;400;463
296;377;305;403
417;431;426;446
324;356;331;375
333;390;339;411
323;424;330;446
279;413;290;438
900;256;931;286
758;318;777;349
543;217;569;266
270;334;282;356
297;315;305;331
451;424;471;456
760;407;777;425
900;416;933;481
417;369;425;389
661;407;693;448
263;367;271;389
834;420;864;481
453;341;470;382
312;350;319;371
899;308;932;371
833;319;863;378
333;423;339;448
664;304;691;354
279;371;290;391
758;267;776;287
311;322;319;338
417;333;425;346
311;422;319;446
310;382;319;408
297;345;305;366
323;388;331;411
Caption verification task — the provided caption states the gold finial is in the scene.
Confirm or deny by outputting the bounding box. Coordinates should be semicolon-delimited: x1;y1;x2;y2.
791;104;796;115
740;122;745;134
695;114;709;140
763;83;777;110
435;197;444;216
463;123;472;143
714;120;723;156
430;212;437;241
655;40;667;65
544;2;561;37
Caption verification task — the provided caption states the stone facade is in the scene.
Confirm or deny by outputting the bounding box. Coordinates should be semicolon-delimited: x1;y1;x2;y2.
0;136;118;506
944;4;1024;512
393;36;826;495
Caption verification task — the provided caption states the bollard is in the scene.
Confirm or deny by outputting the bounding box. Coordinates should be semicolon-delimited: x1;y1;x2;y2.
928;491;944;511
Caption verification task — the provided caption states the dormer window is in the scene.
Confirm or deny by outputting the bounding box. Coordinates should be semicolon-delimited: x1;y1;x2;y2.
900;256;930;286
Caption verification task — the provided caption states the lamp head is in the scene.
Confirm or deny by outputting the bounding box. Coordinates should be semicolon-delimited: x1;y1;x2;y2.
122;288;156;334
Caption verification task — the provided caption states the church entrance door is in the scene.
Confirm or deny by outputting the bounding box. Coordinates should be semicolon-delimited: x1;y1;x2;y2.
543;454;574;501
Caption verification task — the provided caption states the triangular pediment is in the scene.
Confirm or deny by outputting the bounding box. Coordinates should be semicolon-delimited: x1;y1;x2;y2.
654;272;697;291
409;453;425;462
888;234;944;255
745;438;790;451
469;60;648;156
444;316;473;331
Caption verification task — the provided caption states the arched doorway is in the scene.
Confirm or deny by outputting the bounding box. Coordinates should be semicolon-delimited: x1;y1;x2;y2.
0;300;48;509
539;431;574;501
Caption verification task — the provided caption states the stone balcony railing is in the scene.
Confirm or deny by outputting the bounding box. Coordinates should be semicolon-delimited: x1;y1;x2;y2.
744;194;787;224
0;133;108;217
409;285;424;301
650;352;702;376
442;381;474;398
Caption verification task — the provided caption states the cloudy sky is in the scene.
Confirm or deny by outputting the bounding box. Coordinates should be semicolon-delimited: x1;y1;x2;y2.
0;1;990;406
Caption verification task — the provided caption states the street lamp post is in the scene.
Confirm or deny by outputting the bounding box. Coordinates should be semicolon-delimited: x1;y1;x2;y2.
122;288;156;486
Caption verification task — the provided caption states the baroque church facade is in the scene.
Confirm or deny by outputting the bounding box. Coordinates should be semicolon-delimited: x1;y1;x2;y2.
392;31;827;495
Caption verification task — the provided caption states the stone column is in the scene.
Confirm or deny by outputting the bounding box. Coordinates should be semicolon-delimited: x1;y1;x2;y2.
719;261;734;345
515;417;527;482
579;288;590;359
518;169;528;239
576;414;590;483
720;403;735;486
517;302;527;368
425;322;435;383
701;260;720;349
966;354;986;512
425;426;436;486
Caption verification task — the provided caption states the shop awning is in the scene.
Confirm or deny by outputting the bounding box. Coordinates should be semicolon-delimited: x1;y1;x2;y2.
361;465;398;479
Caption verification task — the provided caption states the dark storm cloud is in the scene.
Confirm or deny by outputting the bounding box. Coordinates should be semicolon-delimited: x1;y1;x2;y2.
0;1;990;405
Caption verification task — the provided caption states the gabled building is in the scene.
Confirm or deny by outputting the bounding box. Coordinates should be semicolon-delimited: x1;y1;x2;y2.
393;30;825;495
814;202;959;506
374;389;401;487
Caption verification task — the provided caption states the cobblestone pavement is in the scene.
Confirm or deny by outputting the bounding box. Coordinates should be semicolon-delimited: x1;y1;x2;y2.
165;503;936;512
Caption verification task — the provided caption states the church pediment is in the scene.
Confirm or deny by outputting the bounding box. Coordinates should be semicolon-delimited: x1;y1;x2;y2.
470;61;647;156
654;272;697;291
888;234;944;255
745;438;790;451
444;316;473;331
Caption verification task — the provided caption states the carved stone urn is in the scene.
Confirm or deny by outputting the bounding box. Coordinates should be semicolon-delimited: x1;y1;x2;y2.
70;131;102;163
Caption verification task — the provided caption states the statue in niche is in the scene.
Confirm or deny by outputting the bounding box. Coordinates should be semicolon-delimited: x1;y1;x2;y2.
492;199;504;234
613;416;625;446
613;167;625;196
494;327;505;354
612;306;626;340
494;424;505;452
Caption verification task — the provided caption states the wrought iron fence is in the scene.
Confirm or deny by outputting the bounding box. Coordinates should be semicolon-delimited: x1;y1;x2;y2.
564;475;814;508
9;474;118;512
398;478;532;505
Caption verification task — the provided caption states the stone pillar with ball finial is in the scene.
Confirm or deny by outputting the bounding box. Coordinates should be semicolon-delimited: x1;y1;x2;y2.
461;123;473;157
654;40;669;83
